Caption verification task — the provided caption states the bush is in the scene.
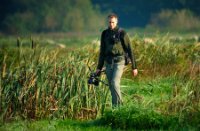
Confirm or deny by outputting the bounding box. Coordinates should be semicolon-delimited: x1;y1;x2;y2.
99;105;179;130
148;9;200;32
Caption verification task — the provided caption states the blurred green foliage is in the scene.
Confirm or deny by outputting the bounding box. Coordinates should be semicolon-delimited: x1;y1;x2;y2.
147;9;200;32
1;0;105;34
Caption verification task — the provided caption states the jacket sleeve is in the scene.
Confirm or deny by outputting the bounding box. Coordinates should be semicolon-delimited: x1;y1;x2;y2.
97;31;106;70
123;31;137;69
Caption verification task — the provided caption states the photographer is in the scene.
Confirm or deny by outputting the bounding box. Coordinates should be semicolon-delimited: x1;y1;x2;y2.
96;13;138;107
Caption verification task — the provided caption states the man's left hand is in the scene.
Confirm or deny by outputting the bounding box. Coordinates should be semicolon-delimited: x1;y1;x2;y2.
132;69;138;77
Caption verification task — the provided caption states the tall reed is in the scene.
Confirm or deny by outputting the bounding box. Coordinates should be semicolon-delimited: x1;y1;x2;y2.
0;35;199;122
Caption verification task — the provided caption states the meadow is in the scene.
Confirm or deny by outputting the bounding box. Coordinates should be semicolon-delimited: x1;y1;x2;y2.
0;32;199;130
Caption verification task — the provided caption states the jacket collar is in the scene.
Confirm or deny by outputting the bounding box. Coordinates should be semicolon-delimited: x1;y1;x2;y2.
108;26;119;32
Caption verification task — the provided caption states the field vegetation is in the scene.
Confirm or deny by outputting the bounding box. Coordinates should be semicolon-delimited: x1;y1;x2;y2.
0;33;199;130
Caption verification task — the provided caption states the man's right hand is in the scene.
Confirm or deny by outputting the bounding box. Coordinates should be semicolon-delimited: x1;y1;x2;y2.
95;69;101;76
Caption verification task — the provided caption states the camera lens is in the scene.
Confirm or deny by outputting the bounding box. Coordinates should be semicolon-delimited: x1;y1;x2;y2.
94;80;99;86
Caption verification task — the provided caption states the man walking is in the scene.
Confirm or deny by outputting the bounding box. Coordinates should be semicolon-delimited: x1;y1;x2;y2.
96;13;138;107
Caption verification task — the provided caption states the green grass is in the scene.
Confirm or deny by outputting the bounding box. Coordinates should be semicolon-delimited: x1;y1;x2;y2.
0;77;178;130
0;33;199;130
1;77;199;130
99;76;200;130
0;119;112;131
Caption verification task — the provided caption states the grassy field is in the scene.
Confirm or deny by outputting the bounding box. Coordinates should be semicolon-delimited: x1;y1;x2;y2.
0;77;199;130
0;32;199;130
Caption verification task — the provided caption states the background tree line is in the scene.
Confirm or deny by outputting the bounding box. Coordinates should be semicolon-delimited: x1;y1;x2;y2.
0;0;105;34
92;0;200;28
1;0;200;34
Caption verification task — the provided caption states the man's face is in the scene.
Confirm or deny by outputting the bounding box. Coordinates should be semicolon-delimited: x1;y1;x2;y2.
108;17;118;29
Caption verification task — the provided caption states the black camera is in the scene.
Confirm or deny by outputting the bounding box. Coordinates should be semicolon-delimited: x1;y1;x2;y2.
88;73;99;86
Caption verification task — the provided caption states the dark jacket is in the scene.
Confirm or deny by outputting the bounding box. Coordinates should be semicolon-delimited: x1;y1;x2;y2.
97;26;137;70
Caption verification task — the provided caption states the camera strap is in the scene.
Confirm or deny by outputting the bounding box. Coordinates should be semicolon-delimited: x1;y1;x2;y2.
117;28;127;54
117;28;130;65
